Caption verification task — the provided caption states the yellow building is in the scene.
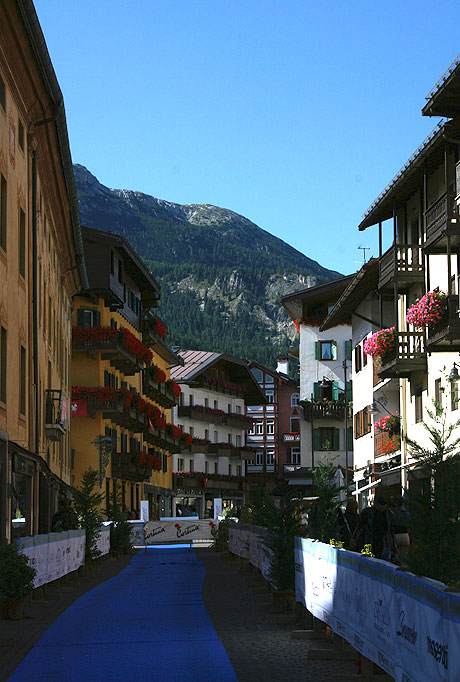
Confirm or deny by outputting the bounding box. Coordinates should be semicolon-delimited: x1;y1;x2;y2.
0;0;87;541
71;227;184;519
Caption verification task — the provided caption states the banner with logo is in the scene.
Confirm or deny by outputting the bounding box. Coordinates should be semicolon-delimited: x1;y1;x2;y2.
294;538;460;682
15;530;86;588
95;526;111;557
229;523;275;586
142;519;219;544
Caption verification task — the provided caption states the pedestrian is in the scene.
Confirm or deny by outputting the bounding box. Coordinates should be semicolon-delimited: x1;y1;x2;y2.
391;495;410;569
338;498;360;550
356;496;396;561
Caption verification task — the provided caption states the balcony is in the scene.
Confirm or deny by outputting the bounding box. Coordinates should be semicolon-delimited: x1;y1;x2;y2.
426;295;460;352
424;193;460;253
379;244;424;292
45;390;67;441
283;432;301;443
379;332;426;379
224;413;253;429
178;405;224;424
303;401;346;421
72;327;147;375
111;453;151;482
142;368;178;408
374;432;400;459
141;313;167;347
142;423;182;454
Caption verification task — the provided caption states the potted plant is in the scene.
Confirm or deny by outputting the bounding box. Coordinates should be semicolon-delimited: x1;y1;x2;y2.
0;542;36;619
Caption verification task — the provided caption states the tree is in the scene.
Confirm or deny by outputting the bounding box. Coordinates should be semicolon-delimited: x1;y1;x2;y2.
73;468;105;563
105;485;132;555
405;404;460;583
266;493;307;590
308;459;342;544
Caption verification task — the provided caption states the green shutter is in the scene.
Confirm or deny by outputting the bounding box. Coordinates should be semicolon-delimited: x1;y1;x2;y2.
345;339;352;361
346;380;352;402
313;428;321;450
331;341;338;361
333;428;340;450
347;426;353;451
332;382;339;401
314;341;320;360
313;382;320;400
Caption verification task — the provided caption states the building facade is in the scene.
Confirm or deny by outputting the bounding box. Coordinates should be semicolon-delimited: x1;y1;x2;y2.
0;0;87;541
170;350;266;517
71;227;185;520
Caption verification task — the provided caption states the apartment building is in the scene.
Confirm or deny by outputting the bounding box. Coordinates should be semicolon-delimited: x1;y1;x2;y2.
71;227;184;520
170;350;265;517
0;0;87;541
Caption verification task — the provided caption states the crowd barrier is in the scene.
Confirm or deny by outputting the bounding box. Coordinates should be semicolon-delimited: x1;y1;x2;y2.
295;537;460;682
95;525;110;557
15;530;86;588
228;522;274;586
129;519;220;546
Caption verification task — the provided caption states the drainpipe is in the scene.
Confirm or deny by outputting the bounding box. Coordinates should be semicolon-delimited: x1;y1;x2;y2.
32;151;39;458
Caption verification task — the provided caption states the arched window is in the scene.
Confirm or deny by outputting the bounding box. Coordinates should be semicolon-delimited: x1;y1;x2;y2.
291;393;300;407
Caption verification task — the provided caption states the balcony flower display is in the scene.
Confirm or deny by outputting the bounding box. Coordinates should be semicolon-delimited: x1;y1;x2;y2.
379;434;401;455
153;366;166;383
363;327;396;359
193;404;226;417
406;290;447;330
71;386;133;406
154;318;167;339
72;326;153;365
191;437;211;447
166;379;181;397
374;414;400;435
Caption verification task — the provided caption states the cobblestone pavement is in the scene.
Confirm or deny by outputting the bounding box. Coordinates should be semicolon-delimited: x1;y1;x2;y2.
200;549;358;682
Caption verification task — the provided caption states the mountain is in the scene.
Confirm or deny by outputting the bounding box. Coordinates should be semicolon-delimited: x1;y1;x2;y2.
74;164;342;368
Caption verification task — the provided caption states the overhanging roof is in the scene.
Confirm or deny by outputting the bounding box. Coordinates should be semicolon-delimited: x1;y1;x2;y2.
320;259;379;331
359;118;460;231
422;54;460;118
280;275;353;322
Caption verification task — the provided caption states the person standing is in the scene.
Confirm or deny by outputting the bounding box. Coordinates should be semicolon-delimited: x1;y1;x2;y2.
357;496;395;560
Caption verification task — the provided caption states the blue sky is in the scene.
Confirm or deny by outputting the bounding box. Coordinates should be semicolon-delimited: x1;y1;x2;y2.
35;0;460;275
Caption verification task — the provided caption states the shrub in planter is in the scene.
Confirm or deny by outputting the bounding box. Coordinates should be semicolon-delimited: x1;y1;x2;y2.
0;542;36;618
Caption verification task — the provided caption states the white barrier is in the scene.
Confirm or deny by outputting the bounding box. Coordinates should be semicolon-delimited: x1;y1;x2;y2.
143;519;219;544
95;526;111;556
228;523;274;586
295;538;460;682
15;530;86;588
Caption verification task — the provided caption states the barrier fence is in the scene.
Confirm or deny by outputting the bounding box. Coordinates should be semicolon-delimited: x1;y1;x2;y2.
129;519;220;546
15;530;86;588
228;525;460;682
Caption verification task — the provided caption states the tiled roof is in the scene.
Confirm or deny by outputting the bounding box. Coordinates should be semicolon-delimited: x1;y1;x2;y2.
169;350;220;381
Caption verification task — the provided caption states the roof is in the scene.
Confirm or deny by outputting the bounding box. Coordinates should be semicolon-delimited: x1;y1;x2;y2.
249;360;297;386
422;54;460;118
81;226;161;300
359;118;460;231
320;259;379;331
170;350;266;405
281;275;354;322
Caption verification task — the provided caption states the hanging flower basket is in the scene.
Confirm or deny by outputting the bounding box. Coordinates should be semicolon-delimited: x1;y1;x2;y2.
406;290;447;330
363;327;396;359
374;414;400;436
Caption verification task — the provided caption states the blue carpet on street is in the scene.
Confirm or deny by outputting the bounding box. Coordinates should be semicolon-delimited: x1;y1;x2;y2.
8;548;238;682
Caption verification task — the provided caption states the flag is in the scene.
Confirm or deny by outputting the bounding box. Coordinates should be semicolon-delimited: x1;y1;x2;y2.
71;398;87;417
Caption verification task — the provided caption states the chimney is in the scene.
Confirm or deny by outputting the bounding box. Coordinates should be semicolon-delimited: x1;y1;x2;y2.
276;356;289;375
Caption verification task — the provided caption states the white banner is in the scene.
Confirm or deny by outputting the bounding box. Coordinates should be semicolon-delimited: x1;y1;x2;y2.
294;538;460;682
143;519;219;544
95;526;110;557
15;530;86;588
229;523;275;586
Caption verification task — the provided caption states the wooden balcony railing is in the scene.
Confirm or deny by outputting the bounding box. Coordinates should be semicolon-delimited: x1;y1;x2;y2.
425;192;459;250
142;368;178;408
379;244;423;290
303;401;346;420
111;453;151;482
379;331;426;378
178;405;224;424
427;294;460;351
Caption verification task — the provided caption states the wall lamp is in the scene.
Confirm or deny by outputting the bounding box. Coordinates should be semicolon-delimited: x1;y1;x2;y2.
449;362;460;382
368;399;392;416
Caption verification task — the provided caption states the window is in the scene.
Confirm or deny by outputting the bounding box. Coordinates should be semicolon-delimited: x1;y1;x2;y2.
320;341;333;360
77;308;100;328
265;374;274;384
0;174;6;251
236;434;241;447
19;345;26;415
214;400;218;410
237;465;241;476
228;403;231;413
434;378;442;409
214;431;218;443
19;208;25;277
354;407;371;439
291;393;300;407
266;450;274;465
189;426;194;436
251;367;263;383
205;397;208;408
248;421;255;435
290;417;300;433
355;344;362;373
189;460;194;472
255;451;264;465
0;75;5;110
18;119;24;151
205;461;209;474
289;447;300;464
255;421;263;435
236;404;241;414
214;462;218;474
266;420;274;435
204;429;209;440
314;427;339;451
415;389;423;423
118;258;123;283
189;394;194;406
451;381;459;411
265;389;274;403
178;458;184;470
163;453;168;473
111;250;114;275
227;433;232;444
0;326;6;403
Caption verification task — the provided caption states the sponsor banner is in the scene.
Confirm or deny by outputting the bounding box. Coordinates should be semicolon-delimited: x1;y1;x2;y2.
228;523;275;586
15;530;85;588
95;526;111;557
294;538;460;682
143;519;219;544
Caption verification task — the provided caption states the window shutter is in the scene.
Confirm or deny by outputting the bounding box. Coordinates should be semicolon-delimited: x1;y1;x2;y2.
95;310;101;326
345;339;352;361
346;380;352;402
314;341;320;360
163;453;168;473
331;341;338;361
77;308;85;327
332;382;339;401
333;428;340;450
313;382;320;400
313;428;321;450
347;426;353;450
104;370;109;387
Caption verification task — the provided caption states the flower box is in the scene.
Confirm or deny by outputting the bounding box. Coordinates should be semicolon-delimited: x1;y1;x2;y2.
406;290;447;330
363;327;396;359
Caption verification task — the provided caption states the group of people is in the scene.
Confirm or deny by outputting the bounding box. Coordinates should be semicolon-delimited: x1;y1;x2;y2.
337;495;410;567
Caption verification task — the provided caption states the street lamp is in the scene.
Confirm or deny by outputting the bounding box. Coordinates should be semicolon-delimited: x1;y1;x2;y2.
449;362;460;382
